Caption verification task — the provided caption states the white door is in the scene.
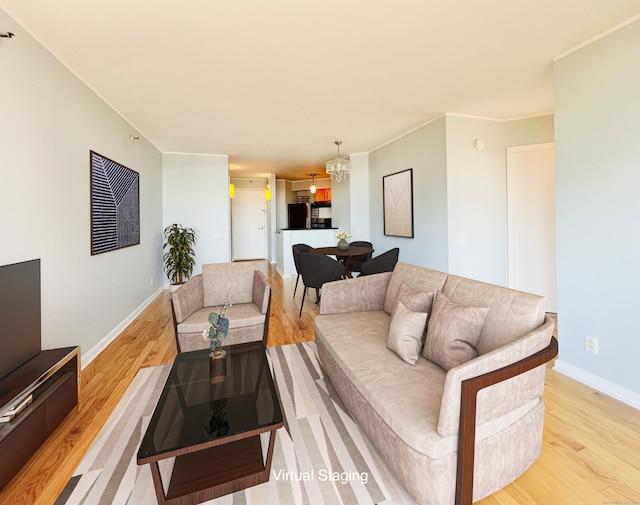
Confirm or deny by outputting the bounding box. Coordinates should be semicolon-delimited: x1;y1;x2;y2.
232;188;267;260
507;143;557;312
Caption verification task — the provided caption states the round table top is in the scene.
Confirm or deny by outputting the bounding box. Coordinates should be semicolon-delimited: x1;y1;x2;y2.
312;245;373;256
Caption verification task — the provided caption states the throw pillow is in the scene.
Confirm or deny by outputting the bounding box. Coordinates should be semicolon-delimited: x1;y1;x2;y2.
422;292;489;371
395;281;435;314
387;300;429;365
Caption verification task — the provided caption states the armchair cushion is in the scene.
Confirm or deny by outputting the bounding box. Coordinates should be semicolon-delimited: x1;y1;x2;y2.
387;300;428;365
422;292;489;371
202;260;268;307
177;303;266;334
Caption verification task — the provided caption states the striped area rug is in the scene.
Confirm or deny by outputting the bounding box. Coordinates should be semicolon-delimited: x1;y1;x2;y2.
55;342;417;505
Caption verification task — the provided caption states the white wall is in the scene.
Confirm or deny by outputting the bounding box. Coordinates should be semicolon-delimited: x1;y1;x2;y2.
268;173;277;263
0;8;164;360
163;153;230;277
554;19;640;405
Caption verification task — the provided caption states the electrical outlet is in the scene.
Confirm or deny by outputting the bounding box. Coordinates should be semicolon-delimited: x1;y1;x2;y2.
585;335;599;354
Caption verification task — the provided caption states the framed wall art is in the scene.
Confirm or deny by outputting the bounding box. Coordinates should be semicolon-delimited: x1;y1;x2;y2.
90;151;140;255
383;168;414;238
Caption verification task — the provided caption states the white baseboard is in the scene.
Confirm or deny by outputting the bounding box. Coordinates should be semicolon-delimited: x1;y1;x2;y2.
553;359;640;410
275;265;294;279
81;287;165;370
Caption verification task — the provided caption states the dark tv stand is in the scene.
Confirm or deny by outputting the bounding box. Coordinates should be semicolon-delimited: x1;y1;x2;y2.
0;347;80;491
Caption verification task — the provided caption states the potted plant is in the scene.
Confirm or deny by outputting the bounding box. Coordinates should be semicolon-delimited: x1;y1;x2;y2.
202;301;231;384
163;224;197;285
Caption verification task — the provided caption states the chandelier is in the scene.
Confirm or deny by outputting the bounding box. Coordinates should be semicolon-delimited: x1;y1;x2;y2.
325;140;351;182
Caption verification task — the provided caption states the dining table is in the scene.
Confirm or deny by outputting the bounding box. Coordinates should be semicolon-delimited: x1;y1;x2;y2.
312;245;374;278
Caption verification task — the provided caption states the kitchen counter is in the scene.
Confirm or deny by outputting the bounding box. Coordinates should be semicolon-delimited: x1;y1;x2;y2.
281;227;338;231
275;228;340;278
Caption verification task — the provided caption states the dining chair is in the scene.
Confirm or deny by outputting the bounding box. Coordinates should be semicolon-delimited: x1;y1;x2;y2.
359;247;400;276
298;252;345;316
292;243;312;298
336;240;373;275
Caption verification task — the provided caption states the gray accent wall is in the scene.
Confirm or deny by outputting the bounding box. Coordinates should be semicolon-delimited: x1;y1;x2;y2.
554;19;640;399
1;8;164;361
365;114;553;281
368;117;449;271
163;153;231;277
445;114;554;285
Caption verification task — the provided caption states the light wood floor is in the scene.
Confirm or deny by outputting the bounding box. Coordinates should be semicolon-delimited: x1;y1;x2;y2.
1;265;638;505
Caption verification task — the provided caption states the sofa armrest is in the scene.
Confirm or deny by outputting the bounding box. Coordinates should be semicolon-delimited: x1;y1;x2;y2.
253;270;270;314
454;327;558;505
319;272;392;314
171;275;204;323
437;314;556;437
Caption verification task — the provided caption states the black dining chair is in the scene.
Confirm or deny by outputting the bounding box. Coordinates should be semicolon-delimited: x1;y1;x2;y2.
298;252;345;316
359;248;400;276
336;240;373;275
292;243;312;298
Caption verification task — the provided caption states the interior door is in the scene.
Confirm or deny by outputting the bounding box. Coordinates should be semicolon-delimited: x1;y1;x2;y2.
507;142;557;312
232;188;267;260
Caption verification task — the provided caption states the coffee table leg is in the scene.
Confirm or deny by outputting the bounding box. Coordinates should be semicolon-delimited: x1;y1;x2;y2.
264;427;278;475
149;461;169;505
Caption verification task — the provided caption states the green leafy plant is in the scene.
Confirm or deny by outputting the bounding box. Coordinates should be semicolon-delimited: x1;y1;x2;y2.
163;224;197;284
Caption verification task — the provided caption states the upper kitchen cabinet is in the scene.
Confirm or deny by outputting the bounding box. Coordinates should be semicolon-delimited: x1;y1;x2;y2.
314;188;332;202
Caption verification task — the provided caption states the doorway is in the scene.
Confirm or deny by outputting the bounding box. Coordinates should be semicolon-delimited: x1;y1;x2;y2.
507;142;557;312
231;188;267;260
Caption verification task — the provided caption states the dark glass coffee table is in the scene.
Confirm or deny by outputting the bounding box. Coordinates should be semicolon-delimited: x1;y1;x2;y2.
137;342;283;505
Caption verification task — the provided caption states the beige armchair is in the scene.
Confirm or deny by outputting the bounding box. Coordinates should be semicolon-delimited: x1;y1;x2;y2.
170;260;271;352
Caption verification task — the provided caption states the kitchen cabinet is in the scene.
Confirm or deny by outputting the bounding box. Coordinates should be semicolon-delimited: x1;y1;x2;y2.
314;188;332;202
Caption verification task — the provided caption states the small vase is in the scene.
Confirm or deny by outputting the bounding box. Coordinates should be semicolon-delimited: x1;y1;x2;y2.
337;238;349;250
209;349;227;384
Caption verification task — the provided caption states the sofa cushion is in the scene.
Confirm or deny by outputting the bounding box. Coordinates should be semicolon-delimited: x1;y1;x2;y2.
177;303;266;335
384;263;448;315
422;291;489;371
387;300;428;365
442;274;546;354
315;312;454;458
395;281;435;314
202;260;268;307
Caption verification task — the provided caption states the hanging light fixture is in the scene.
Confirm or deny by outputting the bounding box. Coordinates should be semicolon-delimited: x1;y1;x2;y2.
310;174;317;194
326;140;351;182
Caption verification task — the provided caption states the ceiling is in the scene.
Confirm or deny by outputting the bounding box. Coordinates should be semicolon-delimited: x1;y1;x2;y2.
2;1;640;181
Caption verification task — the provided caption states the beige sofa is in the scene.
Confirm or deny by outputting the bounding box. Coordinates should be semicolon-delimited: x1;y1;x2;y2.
171;260;271;352
314;262;557;505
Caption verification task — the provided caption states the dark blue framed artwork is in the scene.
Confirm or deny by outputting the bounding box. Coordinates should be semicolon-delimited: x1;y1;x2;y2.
90;151;140;255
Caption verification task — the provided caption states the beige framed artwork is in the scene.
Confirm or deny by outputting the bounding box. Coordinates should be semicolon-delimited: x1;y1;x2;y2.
383;168;414;238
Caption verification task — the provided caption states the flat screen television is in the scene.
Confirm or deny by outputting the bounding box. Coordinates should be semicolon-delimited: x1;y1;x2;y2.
0;259;41;381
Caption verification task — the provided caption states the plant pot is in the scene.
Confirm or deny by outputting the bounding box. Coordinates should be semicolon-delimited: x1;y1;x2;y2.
209;350;227;384
337;239;349;250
